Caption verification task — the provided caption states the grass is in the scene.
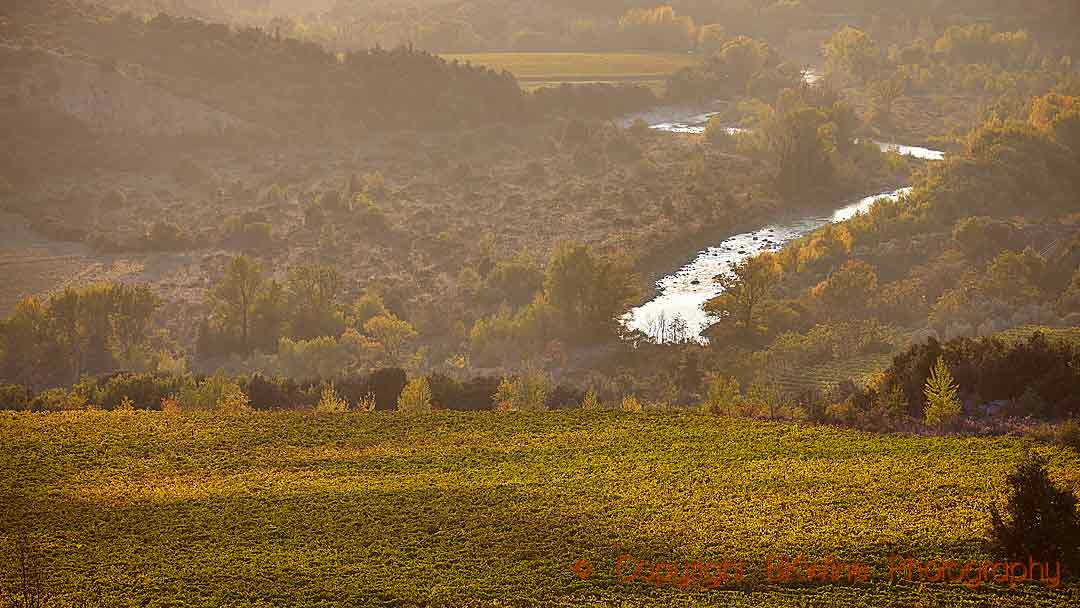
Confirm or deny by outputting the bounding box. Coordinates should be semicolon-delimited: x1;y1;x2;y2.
439;52;698;83
3;410;1079;607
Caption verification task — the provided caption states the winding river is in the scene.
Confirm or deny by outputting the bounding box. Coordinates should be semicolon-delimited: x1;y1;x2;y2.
620;108;945;343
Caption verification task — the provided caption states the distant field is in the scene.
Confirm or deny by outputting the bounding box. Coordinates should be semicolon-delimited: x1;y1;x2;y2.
3;411;1079;607
770;353;897;394
440;52;697;91
998;324;1080;345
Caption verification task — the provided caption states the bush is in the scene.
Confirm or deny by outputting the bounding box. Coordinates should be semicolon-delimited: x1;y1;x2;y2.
315;384;348;413
493;369;550;412
175;375;249;412
73;372;190;411
990;455;1080;570
0;384;31;411
397;377;433;414
703;375;741;415
364;368;407;411
244;374;307;410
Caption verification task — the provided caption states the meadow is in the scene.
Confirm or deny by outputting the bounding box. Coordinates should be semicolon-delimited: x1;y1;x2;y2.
3;410;1079;607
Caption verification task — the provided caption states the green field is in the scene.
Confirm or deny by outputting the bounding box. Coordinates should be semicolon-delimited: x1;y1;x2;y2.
3;411;1079;607
440;52;697;88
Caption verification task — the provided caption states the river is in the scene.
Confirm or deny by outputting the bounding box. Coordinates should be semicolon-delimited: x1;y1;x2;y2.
620;107;945;343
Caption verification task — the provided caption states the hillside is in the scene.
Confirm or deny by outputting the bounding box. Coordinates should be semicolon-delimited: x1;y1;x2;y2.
3;410;1079;606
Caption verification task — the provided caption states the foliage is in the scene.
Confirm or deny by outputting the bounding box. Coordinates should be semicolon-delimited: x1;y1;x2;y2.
703;375;741;416
881;332;1080;420
923;356;961;428
990;454;1080;570
705;253;782;335
543;242;638;342
5;411;1077;604
314;383;349;414
493;368;550;412
823;27;883;82
0;283;159;388
397;376;433;414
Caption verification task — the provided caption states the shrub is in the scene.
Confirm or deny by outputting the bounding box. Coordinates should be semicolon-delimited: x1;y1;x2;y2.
581;388;601;411
0;384;31;411
397;377;433;414
493;369;550;412
703;375;741;415
175;375;248;412
990;455;1080;570
364;368;407;411
315;384;348;414
620;395;644;413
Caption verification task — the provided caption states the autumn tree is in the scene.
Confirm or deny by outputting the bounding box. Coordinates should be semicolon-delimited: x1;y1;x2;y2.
810;259;879;319
824;27;883;82
705;253;782;335
363;313;419;367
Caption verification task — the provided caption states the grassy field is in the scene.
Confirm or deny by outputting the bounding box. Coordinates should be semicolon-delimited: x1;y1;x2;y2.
3;411;1079;607
439;52;697;90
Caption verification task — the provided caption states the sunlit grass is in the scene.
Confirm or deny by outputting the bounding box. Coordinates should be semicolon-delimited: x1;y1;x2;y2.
2;410;1078;606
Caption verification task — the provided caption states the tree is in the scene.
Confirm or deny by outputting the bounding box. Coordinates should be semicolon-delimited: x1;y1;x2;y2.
287;265;344;340
363;313;418;367
983;248;1047;305
705;253;782;334
763;106;835;197
213;255;263;353
810;259;879;319
990;454;1080;570
923;356;961;428
397;376;433;414
1030;94;1080;161
823;27;883;82
543;243;638;341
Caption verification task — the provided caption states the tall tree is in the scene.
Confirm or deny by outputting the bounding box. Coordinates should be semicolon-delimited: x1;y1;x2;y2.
213;256;263;353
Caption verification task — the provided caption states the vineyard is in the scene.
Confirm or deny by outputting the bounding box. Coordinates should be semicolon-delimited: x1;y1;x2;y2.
439;52;696;92
768;353;897;394
998;325;1080;345
3;410;1079;607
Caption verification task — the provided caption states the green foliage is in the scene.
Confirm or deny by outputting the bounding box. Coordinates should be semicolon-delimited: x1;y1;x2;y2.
543;242;638;342
211;255;263;353
809;260;879;320
923;356;961;428
176;375;250;413
0;283;159;387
